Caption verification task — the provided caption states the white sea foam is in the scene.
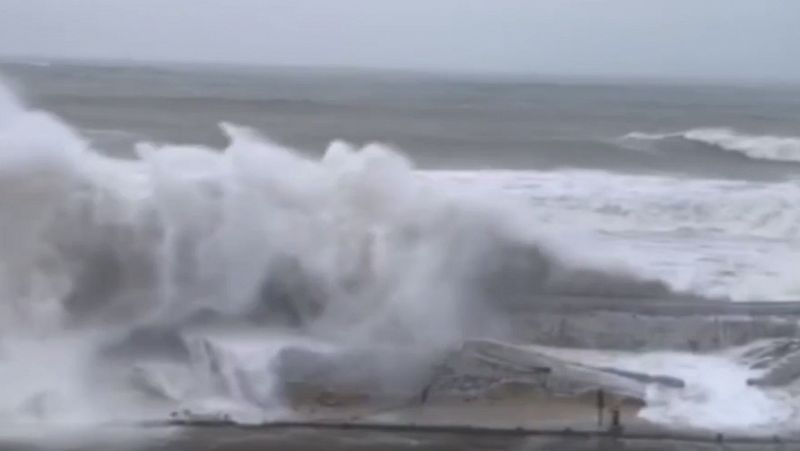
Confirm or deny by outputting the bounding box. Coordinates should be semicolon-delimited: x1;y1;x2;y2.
430;170;800;300
431;170;800;239
538;347;794;432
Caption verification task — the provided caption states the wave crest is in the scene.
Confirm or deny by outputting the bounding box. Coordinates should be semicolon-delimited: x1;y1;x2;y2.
623;128;800;163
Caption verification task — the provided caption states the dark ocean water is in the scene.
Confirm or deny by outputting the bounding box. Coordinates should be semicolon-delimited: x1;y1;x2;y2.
2;61;800;178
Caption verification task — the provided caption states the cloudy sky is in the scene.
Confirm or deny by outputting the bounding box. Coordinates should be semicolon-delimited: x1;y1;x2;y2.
0;0;796;81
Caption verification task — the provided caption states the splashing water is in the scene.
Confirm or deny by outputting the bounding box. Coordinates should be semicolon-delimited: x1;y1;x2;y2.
533;347;796;433
0;79;693;426
627;353;793;432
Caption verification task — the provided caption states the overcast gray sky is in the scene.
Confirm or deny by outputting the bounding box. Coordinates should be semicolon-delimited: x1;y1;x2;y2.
0;0;796;81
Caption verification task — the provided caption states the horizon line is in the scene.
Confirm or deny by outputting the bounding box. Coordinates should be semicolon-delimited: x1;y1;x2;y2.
1;53;799;89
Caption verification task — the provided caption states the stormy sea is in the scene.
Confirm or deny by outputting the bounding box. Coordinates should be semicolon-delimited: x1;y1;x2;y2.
1;60;800;450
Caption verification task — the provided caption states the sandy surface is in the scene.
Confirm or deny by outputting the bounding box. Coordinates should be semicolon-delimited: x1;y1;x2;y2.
0;396;791;450
291;392;648;432
0;423;791;451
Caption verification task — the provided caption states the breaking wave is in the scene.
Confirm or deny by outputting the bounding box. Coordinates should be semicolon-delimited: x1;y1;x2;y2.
0;81;683;424
624;128;800;163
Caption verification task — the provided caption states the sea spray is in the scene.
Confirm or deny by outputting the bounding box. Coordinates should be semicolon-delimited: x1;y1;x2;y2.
0;79;680;424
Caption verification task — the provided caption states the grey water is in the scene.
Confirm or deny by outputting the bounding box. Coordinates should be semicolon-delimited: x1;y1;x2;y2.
2;60;799;179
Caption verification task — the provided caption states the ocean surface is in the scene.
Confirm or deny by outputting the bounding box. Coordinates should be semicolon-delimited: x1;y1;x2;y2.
4;61;800;301
0;60;800;438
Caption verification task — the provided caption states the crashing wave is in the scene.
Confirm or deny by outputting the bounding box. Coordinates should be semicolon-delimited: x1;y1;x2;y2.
0;79;687;424
623;128;800;163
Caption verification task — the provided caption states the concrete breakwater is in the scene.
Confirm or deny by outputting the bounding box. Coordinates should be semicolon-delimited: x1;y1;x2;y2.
149;420;800;451
504;296;800;351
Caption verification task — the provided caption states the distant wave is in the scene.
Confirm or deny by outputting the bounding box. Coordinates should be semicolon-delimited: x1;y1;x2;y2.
623;128;800;163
